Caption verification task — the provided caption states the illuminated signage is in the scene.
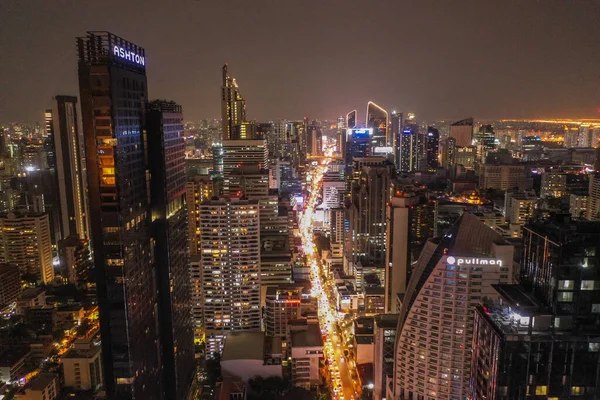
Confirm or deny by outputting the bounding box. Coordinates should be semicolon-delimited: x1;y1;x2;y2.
446;256;503;267
113;46;145;66
348;128;373;140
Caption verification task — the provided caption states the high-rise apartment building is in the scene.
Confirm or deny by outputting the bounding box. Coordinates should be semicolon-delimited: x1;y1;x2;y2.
374;314;399;400
479;164;526;191
0;212;54;283
471;215;600;399
586;172;600;221
222;139;268;175
146;100;195;399
0;263;21;306
367;101;389;148
449;118;474;147
385;191;436;313
221;64;247;141
77;31;160;398
58;236;92;286
199;199;261;354
390;111;403;170
186;175;214;255
306;120;322;157
392;214;514;400
441;137;456;173
50;95;90;241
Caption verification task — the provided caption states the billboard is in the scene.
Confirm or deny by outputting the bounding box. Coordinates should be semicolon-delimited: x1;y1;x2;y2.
347;128;373;140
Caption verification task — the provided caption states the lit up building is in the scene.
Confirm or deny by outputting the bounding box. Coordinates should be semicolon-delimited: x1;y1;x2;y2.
449;118;474;147
367;101;389;148
441;137;456;173
0;211;54;284
344;128;373;169
50;95;90;241
221;64;247;141
391;112;403;170
425;127;440;172
471;215;600;399
199;199;261;355
454;146;477;171
222;139;268;175
58;235;92;286
146;100;195;399
347;110;357;129
398;124;420;173
540;171;567;198
474;124;496;161
586;172;600;221
385;191;436;313
392;213;514;400
77;31;159;397
306;120;322;156
479;164;526;191
186;175;214;255
265;285;303;337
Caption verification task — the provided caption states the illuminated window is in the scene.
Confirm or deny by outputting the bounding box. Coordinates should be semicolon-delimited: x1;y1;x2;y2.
535;386;547;395
571;386;583;395
581;280;598;290
558;292;573;302
558;280;574;290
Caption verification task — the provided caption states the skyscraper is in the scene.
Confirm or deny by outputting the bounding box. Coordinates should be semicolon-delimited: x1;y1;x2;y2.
0;212;54;284
392;214;514;400
50;95;90;241
425;127;440;172
391;111;403;170
199;199;261;354
384;191;436;313
347;110;357;129
449;117;474;147
77;31;160;398
398;124;420;173
221;64;247;141
146;100;195;399
366;101;389;148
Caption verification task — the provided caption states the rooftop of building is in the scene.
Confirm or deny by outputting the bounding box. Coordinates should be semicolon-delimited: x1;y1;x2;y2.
63;345;101;360
0;346;31;366
524;213;600;240
374;314;399;329
290;323;323;348
364;286;385;296
26;373;57;391
265;285;302;298
18;287;45;300
221;331;265;361
216;376;246;400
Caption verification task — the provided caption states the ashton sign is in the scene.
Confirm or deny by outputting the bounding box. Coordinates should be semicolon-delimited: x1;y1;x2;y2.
113;46;145;66
446;256;503;267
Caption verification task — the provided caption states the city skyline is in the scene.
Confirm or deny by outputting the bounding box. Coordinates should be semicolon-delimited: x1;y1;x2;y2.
2;1;600;123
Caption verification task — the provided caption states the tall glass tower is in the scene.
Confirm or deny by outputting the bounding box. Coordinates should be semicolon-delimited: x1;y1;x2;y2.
77;31;160;399
221;64;247;140
366;101;389;148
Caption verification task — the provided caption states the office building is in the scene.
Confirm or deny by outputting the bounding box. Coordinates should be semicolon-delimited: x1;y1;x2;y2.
454;146;477;171
0;263;20;306
367;101;389;148
186;175;213;255
146;100;195;399
58;235;92;285
226;167;269;199
261;234;293;287
231;121;258;140
220;332;283;382
374;314;399;400
0;212;53;283
50;95;90;241
189;255;203;343
265;285;303;337
385;191;436;313
347;110;357;129
222;139;268;175
391;112;403;169
344;128;373;169
306;120;322;156
221;64;246;141
474;124;496;161
471;215;600;400
398;125;420;173
570;192;589;219
504;190;537;225
479;164;526;191
77;31;159;398
425;127;440;172
199;199;261;354
540;171;567;198
441;137;456;173
62;339;103;391
449;118;474;147
392;214;514;400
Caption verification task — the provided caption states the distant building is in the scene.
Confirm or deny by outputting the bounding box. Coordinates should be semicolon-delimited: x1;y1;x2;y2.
26;305;57;334
0;263;20;306
540;171;567;198
479;164;526;191
504;190;537;225
0;212;54;283
366;101;389;148
569;192;588;219
220;331;283;382
16;287;46;315
58;235;92;285
222;140;268;176
221;64;247;141
586;172;600;221
449;118;474;147
186;175;213;255
425;127;440;172
0;346;30;383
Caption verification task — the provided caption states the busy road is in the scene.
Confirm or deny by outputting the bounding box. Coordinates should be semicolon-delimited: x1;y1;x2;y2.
299;156;361;400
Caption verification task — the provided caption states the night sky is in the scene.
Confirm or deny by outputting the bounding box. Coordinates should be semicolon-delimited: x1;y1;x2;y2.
1;0;600;123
